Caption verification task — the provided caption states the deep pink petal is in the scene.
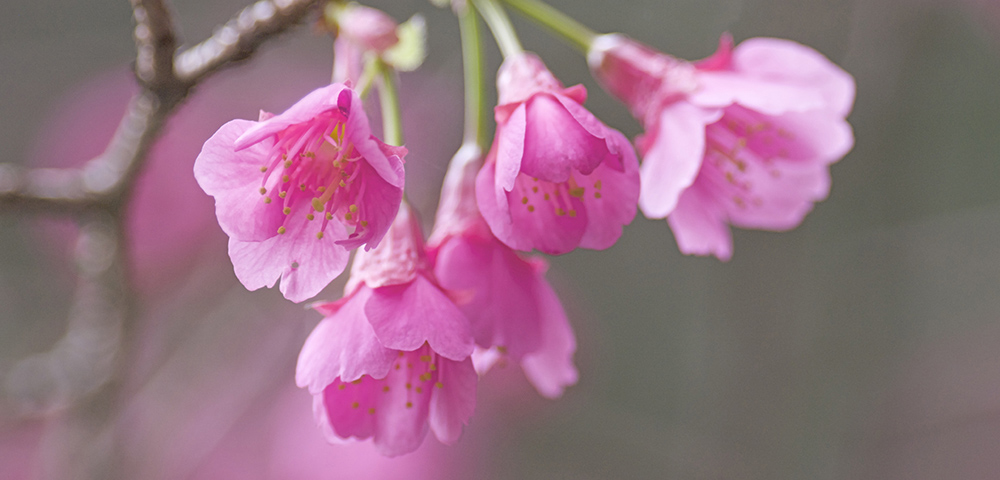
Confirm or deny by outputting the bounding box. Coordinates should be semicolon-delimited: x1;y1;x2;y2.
337;155;405;251
691;72;830;115
519;94;610;181
428;357;477;444
495;172;588;254
666;184;733;261
433;232;543;357
577;130;640;250
520;278;578;398
371;350;436;456
234;84;351;150
194;119;284;241
227;202;351;303
638;102;721;218
321;377;380;442
364;275;474;361
733;37;856;117
296;287;396;394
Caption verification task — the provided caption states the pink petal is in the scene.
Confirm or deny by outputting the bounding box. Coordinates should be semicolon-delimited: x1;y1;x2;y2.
578;130;640;250
691;72;830;116
733;37;856;117
227;201;351;303
518;94;610;181
521;278;578;398
364;275;474;361
235;84;350;149
296;287;397;394
666;184;733;261
428;357;477;444
494;105;526;192
337;155;405;251
638;102;721;218
371;352;434;456
321;377;381;443
433;232;543;358
194;119;284;241
500;172;588;254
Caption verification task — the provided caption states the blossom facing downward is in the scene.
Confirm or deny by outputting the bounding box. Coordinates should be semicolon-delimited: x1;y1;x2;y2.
589;34;855;260
195;83;405;302
296;203;476;457
429;145;578;398
476;52;640;255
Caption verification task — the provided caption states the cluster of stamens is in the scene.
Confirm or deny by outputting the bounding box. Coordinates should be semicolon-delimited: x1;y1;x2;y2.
704;108;796;209
255;116;370;240
516;176;603;217
331;348;444;416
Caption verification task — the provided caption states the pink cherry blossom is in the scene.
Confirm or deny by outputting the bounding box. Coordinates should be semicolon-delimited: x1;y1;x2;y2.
476;52;640;255
296;203;476;457
332;4;400;84
589;34;855;260
429;146;578;398
195;83;406;302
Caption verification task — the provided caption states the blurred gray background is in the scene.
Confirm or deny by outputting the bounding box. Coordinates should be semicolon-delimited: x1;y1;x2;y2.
3;0;1000;479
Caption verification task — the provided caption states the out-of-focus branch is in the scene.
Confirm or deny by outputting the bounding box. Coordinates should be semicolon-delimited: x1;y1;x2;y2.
0;0;325;215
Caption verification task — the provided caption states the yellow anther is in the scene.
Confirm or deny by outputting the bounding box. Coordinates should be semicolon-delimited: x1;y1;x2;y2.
338;384;346;390
594;192;602;199
318;186;326;193
569;187;585;198
383;386;390;392
312;198;325;212
398;351;405;357
282;175;290;183
316;232;324;239
339;180;347;188
326;212;334;221
544;193;550;201
307;213;315;221
594;180;602;190
278;191;287;198
259;187;267;195
429;364;436;371
435;382;443;389
420;355;432;362
497;346;507;353
263;197;272;204
405;382;412;390
360;220;369;228
284;160;292;168
345;212;353;221
532;186;539;193
277;226;286;234
352;378;363;384
521;196;529;204
351;402;359;409
349;204;358;213
283;207;291;215
568;210;577;217
260;166;267;172
415;387;423;394
368;407;376;414
299;184;306;191
556;208;565;216
527;206;535;212
406;402;413;408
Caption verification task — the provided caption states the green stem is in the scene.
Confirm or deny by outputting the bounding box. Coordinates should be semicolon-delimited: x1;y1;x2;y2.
458;2;488;148
501;0;597;52
355;56;379;100
376;61;403;146
472;0;523;58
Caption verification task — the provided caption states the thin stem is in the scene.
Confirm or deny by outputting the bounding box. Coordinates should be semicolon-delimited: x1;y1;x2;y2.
458;2;488;148
377;61;404;146
501;0;597;52
356;56;380;99
472;0;523;58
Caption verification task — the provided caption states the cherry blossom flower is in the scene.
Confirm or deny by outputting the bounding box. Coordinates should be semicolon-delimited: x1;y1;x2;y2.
296;203;476;457
428;145;577;397
476;52;639;255
589;34;855;260
195;83;405;302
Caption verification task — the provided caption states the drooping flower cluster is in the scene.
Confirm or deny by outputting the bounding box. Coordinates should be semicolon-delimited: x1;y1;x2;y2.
193;0;855;459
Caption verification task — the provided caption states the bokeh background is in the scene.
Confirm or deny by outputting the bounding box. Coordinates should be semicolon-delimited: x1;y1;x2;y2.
3;0;1000;478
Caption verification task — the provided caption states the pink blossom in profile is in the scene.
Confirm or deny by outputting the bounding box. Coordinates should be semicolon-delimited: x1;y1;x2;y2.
296;203;476;457
476;52;640;255
589;34;855;260
195;83;406;303
429;145;578;398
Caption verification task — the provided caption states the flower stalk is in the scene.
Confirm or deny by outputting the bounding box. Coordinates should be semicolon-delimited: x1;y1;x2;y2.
472;0;523;58
458;1;488;150
377;60;404;146
501;0;596;52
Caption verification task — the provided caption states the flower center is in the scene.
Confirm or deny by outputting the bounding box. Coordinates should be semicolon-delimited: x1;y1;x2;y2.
514;174;602;217
256;114;370;239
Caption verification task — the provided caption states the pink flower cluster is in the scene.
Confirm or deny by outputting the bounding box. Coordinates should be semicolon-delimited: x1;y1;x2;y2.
194;4;854;458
